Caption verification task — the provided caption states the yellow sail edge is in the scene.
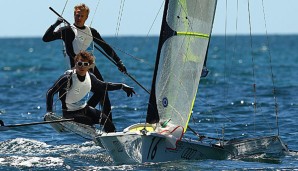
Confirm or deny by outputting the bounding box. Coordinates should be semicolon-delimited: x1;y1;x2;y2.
177;31;210;39
184;88;199;133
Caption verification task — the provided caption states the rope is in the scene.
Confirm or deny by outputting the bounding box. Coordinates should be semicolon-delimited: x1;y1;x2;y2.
100;84;110;133
261;0;280;135
133;1;164;66
146;1;164;37
115;0;126;37
52;73;72;113
60;0;70;68
61;0;69;16
89;0;101;27
247;0;258;134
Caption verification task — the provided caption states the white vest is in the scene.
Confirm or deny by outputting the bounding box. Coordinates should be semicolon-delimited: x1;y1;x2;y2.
65;70;91;111
71;25;94;54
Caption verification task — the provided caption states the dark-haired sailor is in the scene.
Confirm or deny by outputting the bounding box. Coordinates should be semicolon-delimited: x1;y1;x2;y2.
43;3;126;121
45;51;135;133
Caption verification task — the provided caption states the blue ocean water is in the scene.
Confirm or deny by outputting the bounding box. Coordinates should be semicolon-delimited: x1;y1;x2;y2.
0;35;298;170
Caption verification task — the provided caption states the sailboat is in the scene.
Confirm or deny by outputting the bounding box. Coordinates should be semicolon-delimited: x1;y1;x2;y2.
94;0;289;163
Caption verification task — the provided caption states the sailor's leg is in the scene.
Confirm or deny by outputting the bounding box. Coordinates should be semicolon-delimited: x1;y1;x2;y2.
88;66;113;121
86;106;115;133
63;109;93;125
87;89;112;121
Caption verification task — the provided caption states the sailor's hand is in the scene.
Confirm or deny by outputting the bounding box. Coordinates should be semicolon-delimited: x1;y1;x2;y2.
122;84;135;97
53;17;64;27
117;60;127;73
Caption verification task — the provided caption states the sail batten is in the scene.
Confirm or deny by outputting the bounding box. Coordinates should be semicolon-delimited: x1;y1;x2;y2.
176;31;210;38
147;0;217;132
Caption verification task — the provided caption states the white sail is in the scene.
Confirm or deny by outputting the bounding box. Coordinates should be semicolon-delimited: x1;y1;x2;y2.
148;0;217;131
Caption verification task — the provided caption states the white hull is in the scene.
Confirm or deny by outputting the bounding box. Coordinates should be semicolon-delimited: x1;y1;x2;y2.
44;113;101;142
95;123;289;163
95;123;230;163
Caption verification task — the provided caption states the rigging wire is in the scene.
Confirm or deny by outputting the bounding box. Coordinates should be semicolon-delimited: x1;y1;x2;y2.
126;1;165;66
115;0;126;38
192;0;231;142
90;0;162;69
146;1;164;38
245;0;276;136
209;0;230;142
216;0;275;138
247;0;258;134
224;0;228;100
261;0;280;136
226;0;252;134
61;0;69;16
89;0;101;27
86;0;100;54
228;0;239;115
221;0;229;141
60;0;70;69
50;0;70;113
87;0;156;65
113;0;155;66
220;0;240;127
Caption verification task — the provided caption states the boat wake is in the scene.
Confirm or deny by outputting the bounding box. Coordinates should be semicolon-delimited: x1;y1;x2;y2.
0;138;108;168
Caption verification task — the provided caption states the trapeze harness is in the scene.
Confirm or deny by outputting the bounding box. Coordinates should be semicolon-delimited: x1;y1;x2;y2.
65;69;91;111
62;70;116;131
71;25;94;55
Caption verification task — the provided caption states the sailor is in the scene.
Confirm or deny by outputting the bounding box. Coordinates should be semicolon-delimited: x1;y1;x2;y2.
42;3;126;121
45;51;135;133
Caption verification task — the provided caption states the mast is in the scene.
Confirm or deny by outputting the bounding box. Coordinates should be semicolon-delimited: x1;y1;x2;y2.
146;0;172;124
202;2;217;78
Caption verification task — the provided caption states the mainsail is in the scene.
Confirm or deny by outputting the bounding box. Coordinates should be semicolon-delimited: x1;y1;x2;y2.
146;0;218;131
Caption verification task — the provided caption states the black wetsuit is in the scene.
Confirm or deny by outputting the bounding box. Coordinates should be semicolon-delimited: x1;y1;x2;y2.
43;24;121;120
46;71;124;133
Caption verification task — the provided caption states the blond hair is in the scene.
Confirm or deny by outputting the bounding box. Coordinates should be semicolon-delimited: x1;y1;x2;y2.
74;3;90;16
